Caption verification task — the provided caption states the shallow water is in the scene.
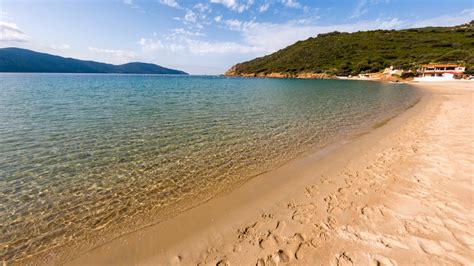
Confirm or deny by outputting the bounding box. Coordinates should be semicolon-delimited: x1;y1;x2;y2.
0;74;421;261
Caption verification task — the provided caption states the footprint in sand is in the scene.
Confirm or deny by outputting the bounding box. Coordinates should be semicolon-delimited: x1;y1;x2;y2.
360;205;386;220
334;252;354;266
216;258;230;266
288;203;317;225
371;255;397;266
257;249;291;266
294;242;314;260
324;195;340;214
237;222;258;243
304;184;319;198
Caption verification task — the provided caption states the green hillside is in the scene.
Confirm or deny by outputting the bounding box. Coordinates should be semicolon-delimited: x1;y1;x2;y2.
0;48;188;75
226;21;474;77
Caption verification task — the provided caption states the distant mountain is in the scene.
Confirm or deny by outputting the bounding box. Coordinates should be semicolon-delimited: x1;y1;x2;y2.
0;47;188;75
225;20;474;78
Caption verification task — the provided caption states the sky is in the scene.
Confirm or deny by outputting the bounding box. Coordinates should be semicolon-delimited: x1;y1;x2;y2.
0;0;473;74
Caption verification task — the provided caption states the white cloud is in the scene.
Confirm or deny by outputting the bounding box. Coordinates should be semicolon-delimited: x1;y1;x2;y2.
159;0;180;8
50;43;71;50
123;0;146;13
461;8;474;16
181;6;213;28
225;19;243;30
139;27;261;55
139;38;165;51
0;21;29;42
259;3;270;12
377;18;403;28
281;0;301;9
88;47;136;60
210;0;237;10
351;0;368;18
411;9;474;28
351;0;390;19
210;0;253;13
221;18;405;55
184;9;197;23
168;28;205;39
187;39;261;54
194;3;210;12
214;15;223;22
139;16;409;62
140;37;261;54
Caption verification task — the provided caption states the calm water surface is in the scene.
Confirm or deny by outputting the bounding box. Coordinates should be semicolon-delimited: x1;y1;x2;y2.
0;74;421;261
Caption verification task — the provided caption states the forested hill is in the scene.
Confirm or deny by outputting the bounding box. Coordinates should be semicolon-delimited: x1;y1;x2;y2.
225;21;474;78
0;48;188;75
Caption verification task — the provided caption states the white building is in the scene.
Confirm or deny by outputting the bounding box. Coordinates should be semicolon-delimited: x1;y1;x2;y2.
415;64;465;81
383;66;403;76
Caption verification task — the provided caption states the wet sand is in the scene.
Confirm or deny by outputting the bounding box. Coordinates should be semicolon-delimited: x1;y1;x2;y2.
68;81;473;265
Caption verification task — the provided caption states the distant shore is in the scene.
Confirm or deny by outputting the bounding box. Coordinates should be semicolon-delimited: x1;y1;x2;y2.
63;81;473;265
224;71;474;83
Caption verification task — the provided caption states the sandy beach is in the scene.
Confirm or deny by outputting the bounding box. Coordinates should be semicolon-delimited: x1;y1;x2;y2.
65;81;474;265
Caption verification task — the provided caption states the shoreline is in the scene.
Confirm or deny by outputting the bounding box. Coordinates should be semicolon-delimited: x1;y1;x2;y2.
65;81;474;265
67;84;427;265
6;77;416;265
224;73;474;84
23;81;473;265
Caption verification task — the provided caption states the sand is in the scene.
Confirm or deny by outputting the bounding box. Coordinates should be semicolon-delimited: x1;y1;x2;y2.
67;81;474;266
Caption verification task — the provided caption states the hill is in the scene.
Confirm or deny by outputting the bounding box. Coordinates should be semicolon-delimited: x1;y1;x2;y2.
0;48;188;75
225;21;474;78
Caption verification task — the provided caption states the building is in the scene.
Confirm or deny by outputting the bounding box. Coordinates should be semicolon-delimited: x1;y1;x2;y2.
416;64;465;81
383;66;403;76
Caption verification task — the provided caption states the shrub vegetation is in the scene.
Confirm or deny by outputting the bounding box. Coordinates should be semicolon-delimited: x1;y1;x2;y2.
228;21;474;76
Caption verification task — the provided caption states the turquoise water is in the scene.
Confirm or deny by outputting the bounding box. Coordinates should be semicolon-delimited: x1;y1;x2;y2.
0;74;420;261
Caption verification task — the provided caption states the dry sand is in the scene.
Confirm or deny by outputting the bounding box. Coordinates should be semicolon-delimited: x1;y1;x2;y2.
68;81;473;266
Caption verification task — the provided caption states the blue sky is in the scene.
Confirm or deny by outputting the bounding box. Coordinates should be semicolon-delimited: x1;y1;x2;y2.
1;0;473;74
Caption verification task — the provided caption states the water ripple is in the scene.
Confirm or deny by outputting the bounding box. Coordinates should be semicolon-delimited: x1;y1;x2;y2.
0;74;420;262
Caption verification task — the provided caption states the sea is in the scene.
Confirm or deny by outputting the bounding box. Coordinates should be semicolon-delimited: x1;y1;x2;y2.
0;74;421;262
